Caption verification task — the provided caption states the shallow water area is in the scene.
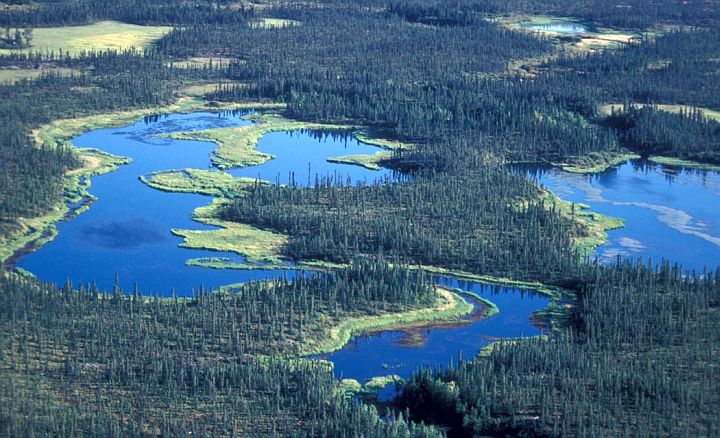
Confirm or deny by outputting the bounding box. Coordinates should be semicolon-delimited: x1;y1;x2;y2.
315;278;549;391
525;160;720;271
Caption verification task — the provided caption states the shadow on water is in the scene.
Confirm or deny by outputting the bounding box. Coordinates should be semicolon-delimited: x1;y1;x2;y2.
12;111;392;296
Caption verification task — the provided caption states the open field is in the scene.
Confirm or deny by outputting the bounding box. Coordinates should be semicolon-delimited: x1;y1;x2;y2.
0;21;171;56
496;14;638;54
326;151;392;170
648;156;720;172
551;151;641;174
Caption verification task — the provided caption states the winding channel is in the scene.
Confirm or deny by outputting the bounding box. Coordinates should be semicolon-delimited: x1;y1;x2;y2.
9;110;719;386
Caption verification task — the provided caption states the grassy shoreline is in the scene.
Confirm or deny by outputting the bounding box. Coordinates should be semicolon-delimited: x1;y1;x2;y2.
649;156;720;172
551;151;640;174
2;91;284;267
172;200;288;264
0;148;130;266
161;112;359;169
298;287;474;356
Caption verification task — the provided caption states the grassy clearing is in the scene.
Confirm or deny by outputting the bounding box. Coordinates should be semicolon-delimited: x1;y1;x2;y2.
354;128;414;151
0;21;171;56
325;128;413;170
140;168;260;197
599;103;720;122
32;89;281;151
648;156;720;172
162;112;357;169
552;151;641;174
171;199;288;264
0;67;76;84
0;149;130;265
299;287;473;356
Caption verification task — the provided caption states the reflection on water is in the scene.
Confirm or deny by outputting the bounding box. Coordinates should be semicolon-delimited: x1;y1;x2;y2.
14;111;391;296
523;160;720;271
315;278;549;388
228;129;393;186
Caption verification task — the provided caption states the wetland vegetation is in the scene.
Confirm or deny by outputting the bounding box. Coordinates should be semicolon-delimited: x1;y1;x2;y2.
0;0;719;436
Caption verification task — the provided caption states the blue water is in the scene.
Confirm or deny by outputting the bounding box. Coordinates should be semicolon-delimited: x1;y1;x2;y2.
14;111;391;296
316;278;549;388
523;22;586;34
525;161;720;272
228;130;392;185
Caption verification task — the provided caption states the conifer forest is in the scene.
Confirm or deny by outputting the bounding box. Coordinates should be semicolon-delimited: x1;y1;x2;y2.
0;0;718;436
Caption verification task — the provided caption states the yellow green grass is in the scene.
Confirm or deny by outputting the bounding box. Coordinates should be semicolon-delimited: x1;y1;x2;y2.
33;92;277;150
186;257;292;271
171;199;288;264
648;156;720;172
496;14;637;54
552;151;641;174
0;21;171;56
299;287;474;356
544;192;624;257
309;128;413;170
0;67;76;84
0;148;130;265
140;168;261;197
162;112;357;169
353;128;414;151
327;152;392;170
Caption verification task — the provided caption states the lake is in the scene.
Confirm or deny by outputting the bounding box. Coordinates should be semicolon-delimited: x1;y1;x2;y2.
13;111;392;296
525;160;720;272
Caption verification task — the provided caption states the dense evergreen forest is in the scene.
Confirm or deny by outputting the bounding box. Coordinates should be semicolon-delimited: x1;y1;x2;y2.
606;105;720;164
0;263;441;436
0;0;718;436
398;262;720;436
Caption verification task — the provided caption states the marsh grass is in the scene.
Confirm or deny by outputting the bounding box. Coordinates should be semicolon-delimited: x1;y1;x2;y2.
163;112;358;169
140;168;260;197
171;199;288;264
